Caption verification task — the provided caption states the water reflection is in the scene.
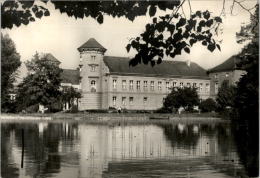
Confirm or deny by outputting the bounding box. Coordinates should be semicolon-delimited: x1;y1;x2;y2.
1;121;249;178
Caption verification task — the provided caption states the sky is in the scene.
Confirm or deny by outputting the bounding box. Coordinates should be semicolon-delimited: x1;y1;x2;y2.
2;0;257;79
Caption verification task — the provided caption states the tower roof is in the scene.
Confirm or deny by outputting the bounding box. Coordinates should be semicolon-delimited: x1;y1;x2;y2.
78;38;107;52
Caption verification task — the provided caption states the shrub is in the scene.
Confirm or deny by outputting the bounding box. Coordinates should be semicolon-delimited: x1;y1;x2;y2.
199;98;217;112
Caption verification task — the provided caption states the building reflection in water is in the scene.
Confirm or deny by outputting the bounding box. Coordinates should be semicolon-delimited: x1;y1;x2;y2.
1;121;247;178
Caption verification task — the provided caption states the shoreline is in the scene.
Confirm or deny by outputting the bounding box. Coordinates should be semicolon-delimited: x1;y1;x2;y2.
0;112;226;124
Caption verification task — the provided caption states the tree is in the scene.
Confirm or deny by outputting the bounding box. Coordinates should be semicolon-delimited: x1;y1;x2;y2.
199;98;217;112
163;87;199;112
1;33;21;112
232;4;259;177
2;1;223;66
216;80;236;110
16;52;62;112
61;86;81;110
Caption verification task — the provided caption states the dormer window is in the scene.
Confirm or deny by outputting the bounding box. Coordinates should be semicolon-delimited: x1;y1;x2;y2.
91;55;96;60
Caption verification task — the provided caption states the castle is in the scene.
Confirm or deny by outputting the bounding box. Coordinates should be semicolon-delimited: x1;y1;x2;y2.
61;38;244;111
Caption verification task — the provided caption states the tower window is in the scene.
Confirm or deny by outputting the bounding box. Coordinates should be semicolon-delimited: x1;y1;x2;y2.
91;55;96;60
90;65;96;72
90;80;96;92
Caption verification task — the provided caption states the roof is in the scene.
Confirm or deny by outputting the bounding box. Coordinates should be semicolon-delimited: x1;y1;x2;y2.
78;38;106;52
45;53;60;64
208;55;241;73
103;56;208;79
61;69;80;85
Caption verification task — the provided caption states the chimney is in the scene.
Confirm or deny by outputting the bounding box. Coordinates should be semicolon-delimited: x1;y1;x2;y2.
186;59;190;67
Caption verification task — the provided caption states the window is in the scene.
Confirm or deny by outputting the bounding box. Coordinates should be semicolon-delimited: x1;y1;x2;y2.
199;83;203;92
90;65;96;72
180;82;184;89
90;80;96;92
144;81;148;91
143;97;148;104
166;82;170;92
112;96;116;106
137;81;141;91
129;80;133;90
193;83;197;89
129;97;134;105
150;81;154;91
113;79;117;89
225;73;229;77
122;97;126;106
122;80;126;90
91;55;96;60
158;81;162;91
215;74;218;79
206;83;210;93
187;83;191;88
215;82;218;94
173;82;177;88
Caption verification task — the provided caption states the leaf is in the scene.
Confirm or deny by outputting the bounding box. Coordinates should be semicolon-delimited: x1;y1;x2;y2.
153;17;157;23
216;44;221;51
184;47;190;54
203;11;210;20
149;5;157;17
207;43;215;52
44;10;50;16
126;44;131;52
202;41;207;46
195;11;201;18
97;14;103;24
214;16;222;23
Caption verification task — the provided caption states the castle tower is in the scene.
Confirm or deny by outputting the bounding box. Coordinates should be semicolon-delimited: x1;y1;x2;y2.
77;38;107;110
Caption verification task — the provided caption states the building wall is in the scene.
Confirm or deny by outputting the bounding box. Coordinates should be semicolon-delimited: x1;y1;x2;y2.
209;70;246;98
104;75;210;110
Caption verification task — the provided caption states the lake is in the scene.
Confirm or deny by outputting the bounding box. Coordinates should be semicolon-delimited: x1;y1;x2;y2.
1;120;251;178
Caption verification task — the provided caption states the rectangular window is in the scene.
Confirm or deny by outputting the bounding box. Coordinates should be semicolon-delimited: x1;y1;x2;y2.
215;74;218;79
143;97;147;104
112;96;116;106
180;82;184;89
122;80;126;90
90;65;96;72
199;83;203;92
91;55;96;60
187;83;191;88
215;82;218;94
129;80;133;90
129;97;133;105
137;81;140;91
122;97;126;106
193;83;197;89
113;79;117;89
173;82;177;88
158;81;162;91
144;81;148;91
150;81;154;91
206;83;210;93
166;82;170;92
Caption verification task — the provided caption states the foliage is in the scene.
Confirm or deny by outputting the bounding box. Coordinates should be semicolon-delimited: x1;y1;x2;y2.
199;98;217;112
2;1;223;66
61;86;81;110
163;87;199;112
1;1;179;28
1;33;21;112
16;52;62;111
232;4;259;177
216;80;236;110
127;10;222;66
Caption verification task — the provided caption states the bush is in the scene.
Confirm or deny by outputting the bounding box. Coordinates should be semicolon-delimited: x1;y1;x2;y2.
199;98;217;112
